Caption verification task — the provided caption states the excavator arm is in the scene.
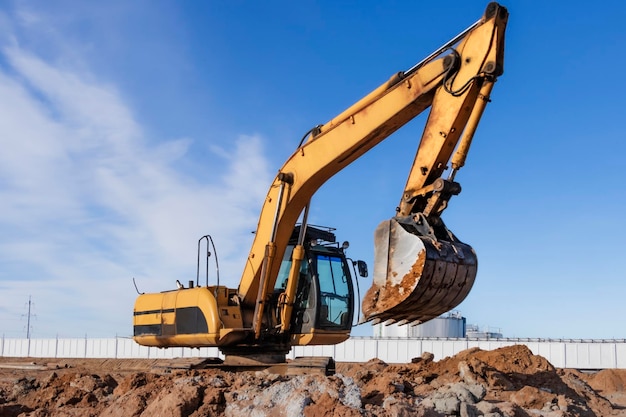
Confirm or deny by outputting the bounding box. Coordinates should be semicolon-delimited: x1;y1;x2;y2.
239;2;507;333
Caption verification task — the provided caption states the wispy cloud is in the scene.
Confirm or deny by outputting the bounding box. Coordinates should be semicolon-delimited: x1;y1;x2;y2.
0;11;272;337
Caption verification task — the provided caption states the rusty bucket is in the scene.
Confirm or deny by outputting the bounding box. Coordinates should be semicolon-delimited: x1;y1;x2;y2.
361;217;477;325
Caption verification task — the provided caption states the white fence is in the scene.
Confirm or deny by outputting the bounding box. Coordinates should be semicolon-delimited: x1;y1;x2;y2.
2;336;626;370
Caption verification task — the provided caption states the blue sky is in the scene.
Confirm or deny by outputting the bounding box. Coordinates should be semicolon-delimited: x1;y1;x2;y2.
1;0;625;340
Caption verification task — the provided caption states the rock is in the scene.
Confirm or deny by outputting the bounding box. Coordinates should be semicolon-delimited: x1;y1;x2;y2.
42;371;58;388
335;375;362;409
140;384;202;417
458;360;478;384
208;375;227;388
100;392;147;417
304;392;362;417
412;352;435;364
474;400;500;415
432;394;460;415
510;385;557;410
12;377;37;398
381;396;416;417
459;402;478;417
467;383;487;402
115;372;148;395
225;374;362;417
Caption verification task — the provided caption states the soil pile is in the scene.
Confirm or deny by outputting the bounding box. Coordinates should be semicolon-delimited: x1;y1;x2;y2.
1;344;625;416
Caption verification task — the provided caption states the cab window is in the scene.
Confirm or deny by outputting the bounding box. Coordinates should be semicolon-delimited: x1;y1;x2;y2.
315;254;351;327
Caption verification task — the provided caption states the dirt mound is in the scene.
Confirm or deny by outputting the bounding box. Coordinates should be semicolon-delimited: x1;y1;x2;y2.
585;368;626;393
1;345;626;416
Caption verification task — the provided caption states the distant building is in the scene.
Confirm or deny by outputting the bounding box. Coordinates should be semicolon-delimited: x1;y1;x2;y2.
373;311;466;338
372;312;505;339
465;324;503;339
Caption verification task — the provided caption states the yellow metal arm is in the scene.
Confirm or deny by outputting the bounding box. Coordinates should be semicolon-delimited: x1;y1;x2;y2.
238;2;508;327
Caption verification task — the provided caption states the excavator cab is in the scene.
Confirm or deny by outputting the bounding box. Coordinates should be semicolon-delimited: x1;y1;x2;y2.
272;226;361;345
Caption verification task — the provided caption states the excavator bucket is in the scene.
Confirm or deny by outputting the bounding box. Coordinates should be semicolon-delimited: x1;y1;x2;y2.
361;218;477;325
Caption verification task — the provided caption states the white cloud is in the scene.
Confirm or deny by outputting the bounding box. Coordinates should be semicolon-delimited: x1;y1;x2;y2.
0;35;272;338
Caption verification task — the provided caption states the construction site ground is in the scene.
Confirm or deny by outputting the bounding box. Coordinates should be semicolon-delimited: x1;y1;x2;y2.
1;344;626;416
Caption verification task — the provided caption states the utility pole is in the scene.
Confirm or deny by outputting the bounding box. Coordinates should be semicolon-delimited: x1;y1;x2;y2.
22;296;35;339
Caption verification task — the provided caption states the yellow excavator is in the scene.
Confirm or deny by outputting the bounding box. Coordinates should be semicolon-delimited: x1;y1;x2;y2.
134;3;507;366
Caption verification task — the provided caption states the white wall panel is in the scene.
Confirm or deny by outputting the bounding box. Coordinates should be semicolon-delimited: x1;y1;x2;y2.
293;344;336;359
56;338;86;358
116;338;150;358
86;338;116;358
419;340;440;360
616;343;626;368
377;339;409;363
335;338;378;362
29;339;57;358
2;337;626;369
3;339;29;356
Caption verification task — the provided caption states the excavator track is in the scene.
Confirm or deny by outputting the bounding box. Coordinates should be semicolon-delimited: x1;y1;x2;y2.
166;356;336;376
0;357;335;376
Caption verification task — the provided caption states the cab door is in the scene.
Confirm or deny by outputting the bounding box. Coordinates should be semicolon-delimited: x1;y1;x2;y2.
312;251;354;330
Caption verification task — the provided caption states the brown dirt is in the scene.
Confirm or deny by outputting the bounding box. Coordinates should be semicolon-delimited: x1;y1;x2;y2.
1;345;625;416
361;249;424;320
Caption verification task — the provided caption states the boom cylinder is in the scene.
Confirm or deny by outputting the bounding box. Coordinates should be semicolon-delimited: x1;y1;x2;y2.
449;80;495;179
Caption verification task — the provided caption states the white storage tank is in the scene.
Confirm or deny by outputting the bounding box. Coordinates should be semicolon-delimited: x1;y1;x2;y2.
373;311;466;338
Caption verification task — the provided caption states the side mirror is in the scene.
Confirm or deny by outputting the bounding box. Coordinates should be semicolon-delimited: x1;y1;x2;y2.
356;260;368;278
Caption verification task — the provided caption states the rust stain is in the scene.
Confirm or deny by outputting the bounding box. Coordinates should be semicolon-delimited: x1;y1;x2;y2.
362;250;426;319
